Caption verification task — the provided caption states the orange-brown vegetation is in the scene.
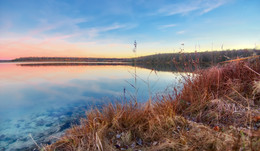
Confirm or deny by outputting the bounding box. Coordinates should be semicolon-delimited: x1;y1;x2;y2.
45;57;260;151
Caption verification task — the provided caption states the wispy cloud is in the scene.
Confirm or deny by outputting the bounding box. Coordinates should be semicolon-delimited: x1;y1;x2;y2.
159;24;177;29
157;0;230;16
0;17;134;50
0;20;135;54
83;23;135;39
38;34;79;45
200;0;228;14
177;30;186;35
31;17;88;35
158;4;199;16
0;17;88;49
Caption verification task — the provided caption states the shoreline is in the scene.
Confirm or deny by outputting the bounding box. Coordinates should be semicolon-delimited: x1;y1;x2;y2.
45;57;260;150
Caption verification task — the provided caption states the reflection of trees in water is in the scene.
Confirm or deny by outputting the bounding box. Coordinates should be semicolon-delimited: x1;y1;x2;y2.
17;62;131;66
135;63;201;72
136;63;179;72
12;57;131;62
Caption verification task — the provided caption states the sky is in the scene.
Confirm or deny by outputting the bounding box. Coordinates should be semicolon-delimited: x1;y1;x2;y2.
0;0;260;59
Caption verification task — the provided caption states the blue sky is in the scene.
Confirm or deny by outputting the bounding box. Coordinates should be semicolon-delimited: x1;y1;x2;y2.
0;0;259;59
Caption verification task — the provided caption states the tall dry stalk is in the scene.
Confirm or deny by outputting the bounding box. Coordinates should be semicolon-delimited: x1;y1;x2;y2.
133;40;137;103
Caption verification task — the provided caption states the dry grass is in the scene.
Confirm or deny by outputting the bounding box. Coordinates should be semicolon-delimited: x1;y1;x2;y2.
169;58;260;128
45;58;260;151
45;103;240;151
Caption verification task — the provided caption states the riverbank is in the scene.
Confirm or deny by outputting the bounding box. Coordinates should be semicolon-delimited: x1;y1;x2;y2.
45;57;260;150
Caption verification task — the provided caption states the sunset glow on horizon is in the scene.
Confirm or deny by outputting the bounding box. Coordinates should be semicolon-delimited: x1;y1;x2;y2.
0;0;260;60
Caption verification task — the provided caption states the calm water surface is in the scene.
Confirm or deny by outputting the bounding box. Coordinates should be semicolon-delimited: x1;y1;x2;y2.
0;63;183;150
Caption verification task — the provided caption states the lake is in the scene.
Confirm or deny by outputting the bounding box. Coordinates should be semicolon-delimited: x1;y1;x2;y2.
0;63;183;150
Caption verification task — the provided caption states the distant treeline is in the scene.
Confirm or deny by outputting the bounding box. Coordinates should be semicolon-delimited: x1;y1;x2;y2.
135;49;260;67
2;49;259;69
0;60;10;62
11;57;131;62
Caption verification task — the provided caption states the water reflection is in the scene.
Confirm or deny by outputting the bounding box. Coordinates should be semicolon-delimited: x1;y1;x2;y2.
0;63;183;150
